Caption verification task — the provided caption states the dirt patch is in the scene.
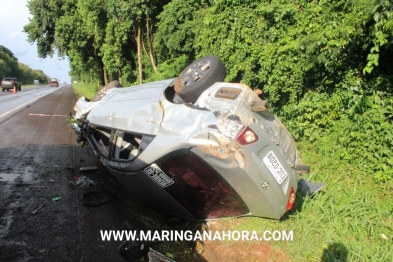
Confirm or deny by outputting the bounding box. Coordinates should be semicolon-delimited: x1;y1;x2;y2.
196;220;289;262
202;242;271;262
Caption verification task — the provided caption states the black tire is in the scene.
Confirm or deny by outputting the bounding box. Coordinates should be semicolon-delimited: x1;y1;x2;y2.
174;55;226;103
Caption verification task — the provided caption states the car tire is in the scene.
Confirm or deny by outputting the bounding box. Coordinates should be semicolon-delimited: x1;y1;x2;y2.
174;55;226;103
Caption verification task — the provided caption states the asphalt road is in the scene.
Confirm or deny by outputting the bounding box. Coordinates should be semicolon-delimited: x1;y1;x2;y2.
0;85;62;120
0;85;182;262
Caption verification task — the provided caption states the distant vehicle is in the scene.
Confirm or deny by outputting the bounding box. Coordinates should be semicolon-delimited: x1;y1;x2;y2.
49;78;59;87
1;77;21;92
34;80;39;85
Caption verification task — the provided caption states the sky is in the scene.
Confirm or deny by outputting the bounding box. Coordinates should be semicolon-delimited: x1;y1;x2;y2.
0;0;71;83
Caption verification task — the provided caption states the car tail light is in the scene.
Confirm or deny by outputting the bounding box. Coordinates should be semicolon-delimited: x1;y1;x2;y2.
217;118;244;140
286;187;296;210
159;153;249;219
236;126;259;145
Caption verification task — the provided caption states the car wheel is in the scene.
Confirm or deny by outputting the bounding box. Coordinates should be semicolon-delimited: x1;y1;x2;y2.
174;55;226;103
2;89;4;92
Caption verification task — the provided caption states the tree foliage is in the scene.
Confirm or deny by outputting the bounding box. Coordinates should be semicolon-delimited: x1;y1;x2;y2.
0;45;49;84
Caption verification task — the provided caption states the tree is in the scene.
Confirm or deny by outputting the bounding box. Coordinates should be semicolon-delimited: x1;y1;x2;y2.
154;0;206;67
24;0;66;58
0;45;19;77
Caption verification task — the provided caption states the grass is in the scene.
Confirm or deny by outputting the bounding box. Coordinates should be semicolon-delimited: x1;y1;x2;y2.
72;82;100;99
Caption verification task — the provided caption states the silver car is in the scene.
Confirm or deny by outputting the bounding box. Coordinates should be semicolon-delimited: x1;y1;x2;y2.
71;56;324;220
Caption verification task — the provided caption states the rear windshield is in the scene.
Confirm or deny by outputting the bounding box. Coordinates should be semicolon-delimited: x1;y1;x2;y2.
51;78;58;82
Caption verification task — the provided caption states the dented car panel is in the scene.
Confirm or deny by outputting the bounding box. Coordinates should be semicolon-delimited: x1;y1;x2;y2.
72;61;324;220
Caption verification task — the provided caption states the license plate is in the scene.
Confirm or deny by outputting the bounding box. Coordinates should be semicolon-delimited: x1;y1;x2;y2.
143;163;174;188
263;151;288;184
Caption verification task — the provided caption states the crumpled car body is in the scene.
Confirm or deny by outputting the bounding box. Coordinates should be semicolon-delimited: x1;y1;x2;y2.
71;60;324;221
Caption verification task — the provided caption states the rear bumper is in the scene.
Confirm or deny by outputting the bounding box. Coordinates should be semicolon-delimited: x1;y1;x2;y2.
102;144;302;220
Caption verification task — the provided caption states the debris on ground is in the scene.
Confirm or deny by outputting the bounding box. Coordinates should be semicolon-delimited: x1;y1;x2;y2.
31;203;46;215
69;175;95;187
52;196;62;201
118;239;150;261
148;248;176;262
79;190;116;206
80;166;98;171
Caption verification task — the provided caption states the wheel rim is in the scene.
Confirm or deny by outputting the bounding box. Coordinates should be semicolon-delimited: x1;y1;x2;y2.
180;59;211;87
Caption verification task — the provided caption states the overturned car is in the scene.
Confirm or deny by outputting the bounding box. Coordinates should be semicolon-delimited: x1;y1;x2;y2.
71;56;324;220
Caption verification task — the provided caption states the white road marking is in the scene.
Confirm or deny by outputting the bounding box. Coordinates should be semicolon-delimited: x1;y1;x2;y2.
0;87;61;119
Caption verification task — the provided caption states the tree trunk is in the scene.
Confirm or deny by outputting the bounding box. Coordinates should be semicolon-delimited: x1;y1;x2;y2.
104;69;108;85
94;48;105;86
146;15;157;72
136;22;142;84
97;60;105;86
142;40;149;59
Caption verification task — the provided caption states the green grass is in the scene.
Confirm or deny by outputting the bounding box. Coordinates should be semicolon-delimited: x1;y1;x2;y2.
228;140;393;261
72;82;100;99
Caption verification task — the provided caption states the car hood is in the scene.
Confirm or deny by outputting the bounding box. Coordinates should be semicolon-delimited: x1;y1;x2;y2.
83;79;173;135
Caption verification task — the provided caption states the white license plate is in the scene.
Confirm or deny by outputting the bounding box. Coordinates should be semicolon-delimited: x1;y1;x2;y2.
263;151;288;184
143;163;174;188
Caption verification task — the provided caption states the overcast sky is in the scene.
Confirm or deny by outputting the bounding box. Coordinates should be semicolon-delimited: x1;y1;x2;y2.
0;0;71;83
